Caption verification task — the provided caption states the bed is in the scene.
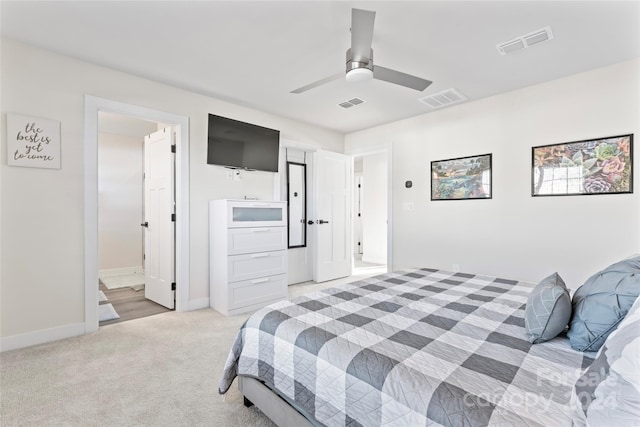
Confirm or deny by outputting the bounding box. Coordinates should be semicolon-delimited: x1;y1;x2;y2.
219;268;596;426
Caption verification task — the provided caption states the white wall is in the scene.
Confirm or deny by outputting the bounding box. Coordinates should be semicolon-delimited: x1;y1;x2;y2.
0;39;343;341
361;152;387;264
346;59;640;288
98;132;143;272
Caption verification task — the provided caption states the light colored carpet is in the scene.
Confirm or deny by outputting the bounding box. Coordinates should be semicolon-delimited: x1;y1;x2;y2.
0;309;275;427
98;303;120;322
100;272;145;290
98;290;108;302
0;267;387;427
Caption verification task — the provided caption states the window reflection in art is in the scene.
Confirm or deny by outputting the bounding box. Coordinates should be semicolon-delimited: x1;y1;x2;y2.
532;135;633;196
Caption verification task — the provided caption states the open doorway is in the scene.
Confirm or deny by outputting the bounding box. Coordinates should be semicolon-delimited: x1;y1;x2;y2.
84;95;190;335
282;144;390;286
97;112;173;325
285;147;388;296
282;145;354;285
353;151;389;275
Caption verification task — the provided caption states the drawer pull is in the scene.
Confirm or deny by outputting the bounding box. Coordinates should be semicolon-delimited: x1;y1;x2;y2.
251;228;270;232
251;253;270;258
251;278;270;284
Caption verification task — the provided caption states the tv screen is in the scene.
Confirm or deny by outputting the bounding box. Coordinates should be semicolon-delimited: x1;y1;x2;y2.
207;114;280;172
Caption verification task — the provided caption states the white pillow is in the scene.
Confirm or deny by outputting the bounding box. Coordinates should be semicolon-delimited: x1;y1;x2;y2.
571;295;640;426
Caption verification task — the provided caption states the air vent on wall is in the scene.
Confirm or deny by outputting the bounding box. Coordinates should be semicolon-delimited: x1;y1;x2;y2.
418;88;467;109
338;97;365;109
496;26;554;56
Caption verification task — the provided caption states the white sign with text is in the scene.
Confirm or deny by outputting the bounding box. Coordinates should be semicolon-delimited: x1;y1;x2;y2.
7;113;61;169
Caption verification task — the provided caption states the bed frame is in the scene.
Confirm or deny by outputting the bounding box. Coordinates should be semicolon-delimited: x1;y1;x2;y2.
239;376;314;427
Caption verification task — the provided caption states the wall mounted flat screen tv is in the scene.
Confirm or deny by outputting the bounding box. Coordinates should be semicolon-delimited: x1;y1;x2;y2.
207;114;280;172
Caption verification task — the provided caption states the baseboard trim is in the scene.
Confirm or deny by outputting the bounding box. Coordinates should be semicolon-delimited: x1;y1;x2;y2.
1;299;209;352
189;297;210;311
1;323;86;353
99;266;143;278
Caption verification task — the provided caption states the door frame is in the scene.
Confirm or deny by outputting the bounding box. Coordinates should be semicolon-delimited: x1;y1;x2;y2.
354;173;363;255
345;143;393;269
84;95;190;333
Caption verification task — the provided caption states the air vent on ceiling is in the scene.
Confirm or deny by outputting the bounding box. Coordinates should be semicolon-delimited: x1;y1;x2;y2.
338;97;365;109
496;26;554;56
418;88;467;109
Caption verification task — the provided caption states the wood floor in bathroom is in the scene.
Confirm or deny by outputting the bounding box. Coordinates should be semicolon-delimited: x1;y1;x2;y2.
99;282;171;326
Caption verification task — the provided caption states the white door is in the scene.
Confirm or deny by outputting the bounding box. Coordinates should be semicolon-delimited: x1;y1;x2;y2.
312;150;352;282
143;128;175;309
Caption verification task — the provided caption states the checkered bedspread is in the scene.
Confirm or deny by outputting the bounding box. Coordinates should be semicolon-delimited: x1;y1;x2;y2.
219;269;594;426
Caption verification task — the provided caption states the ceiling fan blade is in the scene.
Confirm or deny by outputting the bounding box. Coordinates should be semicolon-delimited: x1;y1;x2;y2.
351;8;376;62
373;65;433;91
290;73;344;94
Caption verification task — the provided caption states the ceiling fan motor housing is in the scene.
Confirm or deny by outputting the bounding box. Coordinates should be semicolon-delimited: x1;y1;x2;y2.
346;48;374;82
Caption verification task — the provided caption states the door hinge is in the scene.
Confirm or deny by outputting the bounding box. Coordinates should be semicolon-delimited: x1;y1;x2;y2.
358;184;361;188
171;282;176;291
171;213;176;222
143;253;146;260
171;144;176;153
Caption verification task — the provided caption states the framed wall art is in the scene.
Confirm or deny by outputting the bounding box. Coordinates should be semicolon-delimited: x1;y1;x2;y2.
532;134;633;196
431;153;492;200
7;113;61;169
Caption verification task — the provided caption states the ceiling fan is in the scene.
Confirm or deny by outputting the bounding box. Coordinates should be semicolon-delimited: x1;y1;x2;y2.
291;8;433;94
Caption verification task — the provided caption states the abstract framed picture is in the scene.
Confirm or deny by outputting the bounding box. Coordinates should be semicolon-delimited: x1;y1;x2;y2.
431;153;492;200
532;134;633;196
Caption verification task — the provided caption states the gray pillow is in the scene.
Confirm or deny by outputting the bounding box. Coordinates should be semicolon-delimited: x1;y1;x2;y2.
524;272;572;344
567;256;640;352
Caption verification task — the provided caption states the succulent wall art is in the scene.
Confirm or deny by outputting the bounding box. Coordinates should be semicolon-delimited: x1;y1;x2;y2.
532;134;633;196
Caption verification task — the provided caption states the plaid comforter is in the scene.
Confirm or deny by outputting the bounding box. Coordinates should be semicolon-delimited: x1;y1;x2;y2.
219;269;594;426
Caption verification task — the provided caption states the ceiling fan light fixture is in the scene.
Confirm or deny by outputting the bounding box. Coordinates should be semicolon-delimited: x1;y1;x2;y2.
346;67;373;83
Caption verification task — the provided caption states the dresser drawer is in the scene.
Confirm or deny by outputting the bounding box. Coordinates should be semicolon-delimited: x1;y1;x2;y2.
227;227;286;255
227;201;286;228
228;274;287;310
227;250;287;282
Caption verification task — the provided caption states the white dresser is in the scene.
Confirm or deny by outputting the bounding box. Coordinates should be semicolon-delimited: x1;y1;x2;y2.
209;199;288;315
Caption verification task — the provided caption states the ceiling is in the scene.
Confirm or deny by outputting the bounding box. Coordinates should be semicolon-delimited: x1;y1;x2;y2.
2;1;639;134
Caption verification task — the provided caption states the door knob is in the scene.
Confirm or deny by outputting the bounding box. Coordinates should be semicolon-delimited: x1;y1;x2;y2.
140;222;149;228
307;220;314;225
317;219;330;224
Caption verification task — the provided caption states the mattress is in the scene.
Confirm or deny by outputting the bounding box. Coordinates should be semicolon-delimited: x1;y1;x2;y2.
220;268;594;426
